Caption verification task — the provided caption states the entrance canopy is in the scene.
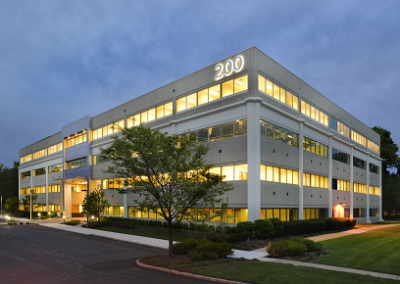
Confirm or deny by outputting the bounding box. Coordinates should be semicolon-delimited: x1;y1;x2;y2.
54;176;87;184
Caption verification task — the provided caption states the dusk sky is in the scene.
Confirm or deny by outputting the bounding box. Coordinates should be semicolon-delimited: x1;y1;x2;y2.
1;1;399;167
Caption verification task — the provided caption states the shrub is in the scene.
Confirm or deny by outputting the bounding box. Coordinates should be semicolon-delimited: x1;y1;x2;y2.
163;221;168;228
189;222;196;230
65;219;81;226
267;241;288;257
195;224;201;231
201;224;209;231
174;221;182;229
202;252;219;260
269;218;284;237
172;238;199;255
208;225;215;231
286;241;307;256
206;232;228;243
230;226;237;234
254;219;274;239
181;223;189;230
216;225;222;233
290;237;316;252
196;239;233;257
188;250;203;261
226;232;249;243
237;221;254;237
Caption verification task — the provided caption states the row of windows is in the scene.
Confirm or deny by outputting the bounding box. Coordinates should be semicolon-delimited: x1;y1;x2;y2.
332;178;350;191
33;167;46;176
66;158;87;169
93;155;111;165
103;178;124;189
354;183;367;194
209;164;248;181
303;173;329;189
48;204;61;212
354;157;366;169
261;208;300;222
258;75;299;111
177;119;247;143
351;208;380;218
49;163;63;173
370;186;380;196
332;148;350;164
127;102;173;127
351;130;367;147
20;143;63;164
20;188;30;194
260;120;299;147
33;186;46;193
370;163;379;173
330;117;350;138
20;171;31;179
260;165;299;185
177;74;248;113
303;137;329;158
92;120;124;140
368;140;380;154
301;100;329;127
105;206;125;217
66;132;87;148
49;185;61;193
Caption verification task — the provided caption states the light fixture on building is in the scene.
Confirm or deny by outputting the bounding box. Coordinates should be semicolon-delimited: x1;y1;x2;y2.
339;203;346;206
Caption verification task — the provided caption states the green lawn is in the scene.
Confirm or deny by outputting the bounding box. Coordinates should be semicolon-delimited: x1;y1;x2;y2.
194;262;398;284
316;226;400;275
96;226;191;242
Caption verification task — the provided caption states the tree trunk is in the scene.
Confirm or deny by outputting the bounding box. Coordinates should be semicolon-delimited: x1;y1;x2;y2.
168;222;173;258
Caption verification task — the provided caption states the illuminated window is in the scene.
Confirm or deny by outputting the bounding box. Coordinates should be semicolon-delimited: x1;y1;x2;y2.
32;149;47;160
354;183;367;194
20;171;31;179
301;100;329;126
351;130;367;147
20;188;30;194
258;74;299;111
303;137;328;158
66;131;87;148
102;178;124;189
33;167;46;176
303;173;328;189
93;155;111;165
260;120;298;147
222;166;234;181
261;164;299;185
49;163;62;173
368;140;380;154
234;164;248;180
263;208;299;221
48;143;63;155
92;120;124;141
369;186;380;195
66;158;87;169
20;154;32;164
332;178;350;192
33;186;46;194
330;117;350;138
49;185;61;193
177;74;248;113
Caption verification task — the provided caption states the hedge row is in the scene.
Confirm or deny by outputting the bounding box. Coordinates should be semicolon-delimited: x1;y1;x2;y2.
173;238;233;260
283;218;356;235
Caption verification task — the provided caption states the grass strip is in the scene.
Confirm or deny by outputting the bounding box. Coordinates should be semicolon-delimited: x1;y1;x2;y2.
96;226;190;242
316;226;400;275
194;262;399;284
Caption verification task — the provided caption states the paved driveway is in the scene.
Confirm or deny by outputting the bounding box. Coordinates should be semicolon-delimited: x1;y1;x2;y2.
0;224;212;284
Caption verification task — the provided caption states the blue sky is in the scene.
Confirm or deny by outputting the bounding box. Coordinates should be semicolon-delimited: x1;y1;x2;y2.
1;1;399;167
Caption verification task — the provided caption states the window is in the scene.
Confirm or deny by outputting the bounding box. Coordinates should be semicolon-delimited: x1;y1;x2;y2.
368;140;380;154
303;173;329;189
208;164;247;181
261;208;299;221
332;178;350;191
33;167;46;176
48;143;62;154
332;149;350;164
48;204;60;212
49;164;63;173
369;163;379;173
32;149;47;160
177;74;248;112
49;185;61;193
93;120;124;140
66;131;87;148
260;120;298;147
353;208;366;218
66;158;87;169
33;186;46;194
20;171;31;179
260;165;299;185
102;178;124;189
330;117;350;138
126;101;173;128
258;74;299;111
370;208;379;217
303;137;328;158
93;155;111;165
369;186;380;195
20;188;30;194
354;183;367;194
353;157;366;169
301;100;329;126
20;154;32;164
351;130;367;147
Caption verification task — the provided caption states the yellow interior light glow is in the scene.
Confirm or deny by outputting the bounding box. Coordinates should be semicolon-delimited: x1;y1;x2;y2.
235;81;243;85
267;85;273;89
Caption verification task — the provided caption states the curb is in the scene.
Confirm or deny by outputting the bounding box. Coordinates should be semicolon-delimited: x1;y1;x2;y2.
88;234;168;251
136;258;249;284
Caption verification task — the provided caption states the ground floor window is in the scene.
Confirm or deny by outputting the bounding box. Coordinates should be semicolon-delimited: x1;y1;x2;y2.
106;206;125;217
353;208;366;218
71;205;83;213
370;208;379;217
261;208;299;221
48;204;60;212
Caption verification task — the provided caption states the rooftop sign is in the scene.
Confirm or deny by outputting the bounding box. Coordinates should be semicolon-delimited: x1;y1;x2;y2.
215;55;244;81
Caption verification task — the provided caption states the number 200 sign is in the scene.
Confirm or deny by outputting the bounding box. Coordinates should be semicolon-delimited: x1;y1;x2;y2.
215;55;244;81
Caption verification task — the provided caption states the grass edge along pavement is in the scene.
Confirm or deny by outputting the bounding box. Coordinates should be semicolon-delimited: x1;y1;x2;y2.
315;226;400;275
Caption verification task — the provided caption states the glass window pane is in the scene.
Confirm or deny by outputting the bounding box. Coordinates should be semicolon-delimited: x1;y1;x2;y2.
293;171;299;185
266;166;273;181
280;168;287;183
222;166;234;181
258;75;266;93
273;167;280;182
311;174;316;187
260;165;266;180
301;101;306;114
141;111;148;123
209;125;221;141
234;164;248;180
209;167;221;175
274;209;280;219
267;209;273;219
222;80;234;97
273;84;280;100
311;106;316;120
108;124;114;134
293;96;299;110
306;103;310;116
266;122;273;139
186;93;197;109
234;74;248;93
279;88;286;104
234;119;247;136
266;80;273;96
148;108;156;121
198;89;208;105
286;92;293;108
197;128;208;142
156;105;164;118
209;84;221;101
177;97;186;112
287;169;293;184
221;122;233;139
165;102;173;116
93;129;98;140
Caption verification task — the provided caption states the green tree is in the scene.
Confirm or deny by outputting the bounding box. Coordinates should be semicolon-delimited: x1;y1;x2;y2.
82;189;111;222
5;196;20;213
22;191;38;213
372;126;400;174
100;125;233;257
0;161;19;210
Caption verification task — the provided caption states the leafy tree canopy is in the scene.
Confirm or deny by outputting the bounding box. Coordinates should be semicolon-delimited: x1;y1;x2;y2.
83;188;110;222
372;126;400;174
